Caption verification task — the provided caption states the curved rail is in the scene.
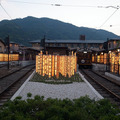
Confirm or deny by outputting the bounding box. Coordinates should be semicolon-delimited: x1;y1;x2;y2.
0;64;35;106
0;64;7;68
80;69;120;105
0;64;34;79
92;70;120;87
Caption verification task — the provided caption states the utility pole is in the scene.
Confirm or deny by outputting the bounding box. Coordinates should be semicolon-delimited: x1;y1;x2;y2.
43;35;46;53
6;35;10;69
41;35;46;54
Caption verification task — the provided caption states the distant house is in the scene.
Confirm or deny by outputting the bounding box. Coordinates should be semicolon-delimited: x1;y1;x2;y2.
107;38;120;50
30;39;106;51
46;46;69;55
0;39;5;53
19;44;25;49
10;41;19;53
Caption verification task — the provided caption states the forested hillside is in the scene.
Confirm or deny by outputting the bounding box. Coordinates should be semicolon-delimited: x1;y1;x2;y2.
0;16;119;46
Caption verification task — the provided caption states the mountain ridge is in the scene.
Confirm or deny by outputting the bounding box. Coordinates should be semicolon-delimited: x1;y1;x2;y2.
0;16;119;46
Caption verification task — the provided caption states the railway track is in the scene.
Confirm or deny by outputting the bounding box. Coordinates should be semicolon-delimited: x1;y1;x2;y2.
80;69;120;106
0;64;35;106
0;64;7;68
0;63;22;78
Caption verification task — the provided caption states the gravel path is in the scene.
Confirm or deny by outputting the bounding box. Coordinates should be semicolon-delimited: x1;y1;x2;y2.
19;81;100;100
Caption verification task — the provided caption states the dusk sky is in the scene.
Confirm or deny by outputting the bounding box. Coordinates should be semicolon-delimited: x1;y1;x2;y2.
0;0;120;36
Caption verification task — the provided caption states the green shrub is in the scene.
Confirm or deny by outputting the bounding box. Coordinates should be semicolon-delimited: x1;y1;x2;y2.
30;72;83;84
0;95;120;120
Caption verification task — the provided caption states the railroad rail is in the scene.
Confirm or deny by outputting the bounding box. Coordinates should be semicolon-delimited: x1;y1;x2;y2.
0;64;7;68
0;64;35;106
0;64;34;79
80;69;120;106
0;63;22;78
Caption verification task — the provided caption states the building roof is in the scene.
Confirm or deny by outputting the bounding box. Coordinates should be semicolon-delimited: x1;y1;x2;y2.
24;47;40;51
10;41;19;45
0;39;5;45
91;48;106;52
108;38;120;42
30;39;106;44
19;44;25;47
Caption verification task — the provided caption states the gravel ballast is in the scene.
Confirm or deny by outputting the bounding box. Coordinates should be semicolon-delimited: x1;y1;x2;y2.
11;70;102;101
19;81;100;100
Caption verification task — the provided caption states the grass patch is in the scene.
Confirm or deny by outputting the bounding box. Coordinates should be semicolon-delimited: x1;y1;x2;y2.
30;72;83;84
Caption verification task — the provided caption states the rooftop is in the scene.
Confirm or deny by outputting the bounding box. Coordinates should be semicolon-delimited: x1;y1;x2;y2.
30;39;107;44
108;38;120;42
0;39;5;45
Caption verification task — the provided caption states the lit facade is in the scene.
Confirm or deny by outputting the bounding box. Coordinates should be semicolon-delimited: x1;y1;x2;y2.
108;39;120;50
0;53;19;62
36;51;77;78
92;49;120;75
109;51;120;74
10;42;19;53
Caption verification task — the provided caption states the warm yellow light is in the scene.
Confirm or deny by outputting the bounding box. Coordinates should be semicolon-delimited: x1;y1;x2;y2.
36;51;77;78
92;55;95;62
100;54;104;63
0;53;19;62
104;53;107;64
97;55;100;63
117;49;120;52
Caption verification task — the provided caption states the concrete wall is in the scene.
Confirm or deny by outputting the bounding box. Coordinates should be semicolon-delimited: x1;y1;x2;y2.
0;60;35;66
105;72;120;81
19;60;35;67
92;63;107;71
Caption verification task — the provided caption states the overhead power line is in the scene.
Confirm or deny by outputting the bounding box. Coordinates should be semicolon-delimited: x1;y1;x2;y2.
0;3;12;19
99;7;119;28
1;0;120;34
0;2;29;39
7;1;119;9
7;1;51;5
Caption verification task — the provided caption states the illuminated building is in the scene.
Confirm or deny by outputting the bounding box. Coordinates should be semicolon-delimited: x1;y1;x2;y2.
92;49;120;75
103;53;107;64
0;53;19;61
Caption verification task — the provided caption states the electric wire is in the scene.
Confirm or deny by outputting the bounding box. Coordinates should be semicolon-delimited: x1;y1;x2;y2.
7;1;51;5
99;7;119;29
8;0;98;7
0;3;12;19
0;2;29;41
1;0;120;36
7;0;119;9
